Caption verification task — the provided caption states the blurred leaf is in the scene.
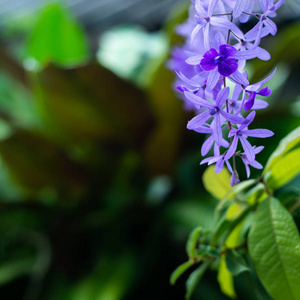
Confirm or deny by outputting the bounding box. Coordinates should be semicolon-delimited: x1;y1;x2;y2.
0;257;35;285
225;179;256;200
31;63;153;146
68;255;136;300
170;260;194;285
217;223;243;298
97;26;168;86
166;198;216;230
203;165;231;200
225;250;249;277
249;197;300;300
265;148;300;190
185;261;210;300
218;256;236;298
212;206;251;246
186;227;202;258
226;203;243;220
243;183;267;205
26;3;89;68
0;129;86;195
264;126;300;174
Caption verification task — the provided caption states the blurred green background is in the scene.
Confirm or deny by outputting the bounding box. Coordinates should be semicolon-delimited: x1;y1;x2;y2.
0;1;299;299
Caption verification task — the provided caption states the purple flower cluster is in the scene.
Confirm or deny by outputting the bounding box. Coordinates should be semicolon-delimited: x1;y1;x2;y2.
169;0;284;186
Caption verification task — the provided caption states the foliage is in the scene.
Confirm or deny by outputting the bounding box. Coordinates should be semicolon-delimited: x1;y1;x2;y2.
172;127;300;299
0;1;299;300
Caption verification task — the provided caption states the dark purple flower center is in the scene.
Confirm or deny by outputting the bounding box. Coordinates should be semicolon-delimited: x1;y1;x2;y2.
210;108;218;115
238;131;243;137
200;45;238;77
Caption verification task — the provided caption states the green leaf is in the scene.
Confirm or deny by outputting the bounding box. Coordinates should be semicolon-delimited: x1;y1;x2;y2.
211;205;253;246
225;179;256;200
218;256;236;298
225;249;249;276
264;126;300;174
202;165;231;200
186;227;202;258
26;3;90;68
170;261;195;285
185;261;210;300
248;197;300;300
265;148;300;190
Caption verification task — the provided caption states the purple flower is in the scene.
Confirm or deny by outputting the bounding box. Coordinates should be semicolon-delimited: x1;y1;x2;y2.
185;87;245;146
191;0;243;48
239;146;264;178
200;45;238;77
229;79;269;113
237;69;276;111
225;111;274;161
245;0;285;46
192;122;230;156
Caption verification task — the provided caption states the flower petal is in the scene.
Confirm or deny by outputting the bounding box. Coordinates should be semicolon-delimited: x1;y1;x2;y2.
184;91;214;108
243;129;274;138
187;111;211;129
218;58;238;77
201;135;214;156
240;136;255;161
225;135;238;160
206;68;220;91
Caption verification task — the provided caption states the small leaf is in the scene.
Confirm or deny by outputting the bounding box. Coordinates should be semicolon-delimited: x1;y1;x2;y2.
26;3;90;68
186;227;202;258
217;223;243;298
211;206;252;246
185;261;210;300
203;165;231;200
243;183;267;205
218;256;236;298
265;148;300;190
248;197;300;300
170;260;195;285
264;126;300;174
225;249;249;276
225;179;256;200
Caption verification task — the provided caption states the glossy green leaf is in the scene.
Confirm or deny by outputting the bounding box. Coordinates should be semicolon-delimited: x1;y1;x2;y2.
26;3;89;68
264;126;300;174
170;260;195;285
186;227;202;258
248;197;300;300
203;165;231;200
225;249;249;276
185;261;210;300
265;148;300;190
